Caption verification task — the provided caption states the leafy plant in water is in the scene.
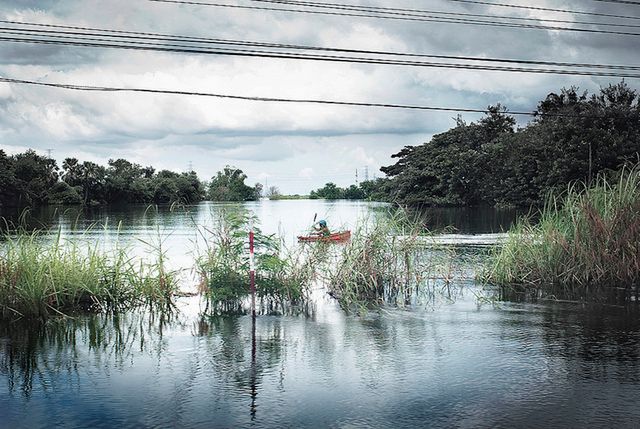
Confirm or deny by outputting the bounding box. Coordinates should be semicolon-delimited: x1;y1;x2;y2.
196;207;312;313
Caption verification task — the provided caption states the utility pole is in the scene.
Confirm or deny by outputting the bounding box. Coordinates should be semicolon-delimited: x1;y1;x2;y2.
355;168;359;185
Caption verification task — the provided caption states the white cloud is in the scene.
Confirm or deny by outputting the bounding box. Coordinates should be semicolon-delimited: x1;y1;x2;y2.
0;0;637;194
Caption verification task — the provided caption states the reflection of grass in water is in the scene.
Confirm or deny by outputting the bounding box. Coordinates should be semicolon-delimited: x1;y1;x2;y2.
484;166;640;302
0;227;178;320
0;309;174;396
323;209;471;311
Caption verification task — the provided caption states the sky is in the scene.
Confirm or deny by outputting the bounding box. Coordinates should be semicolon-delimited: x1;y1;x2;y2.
0;0;639;194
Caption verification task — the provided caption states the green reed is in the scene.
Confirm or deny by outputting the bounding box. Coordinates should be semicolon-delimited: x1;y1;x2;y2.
485;165;640;299
196;207;314;314
0;228;177;320
325;209;461;310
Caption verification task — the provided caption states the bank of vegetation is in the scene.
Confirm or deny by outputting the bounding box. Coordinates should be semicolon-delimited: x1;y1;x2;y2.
485;166;640;301
0;230;177;319
378;82;640;207
0;152;263;207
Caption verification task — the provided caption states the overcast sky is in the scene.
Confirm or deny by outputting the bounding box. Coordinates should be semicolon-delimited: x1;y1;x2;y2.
1;0;639;194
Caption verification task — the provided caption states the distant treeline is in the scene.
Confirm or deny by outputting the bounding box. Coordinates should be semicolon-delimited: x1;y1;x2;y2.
378;81;640;207
309;180;388;201
0;153;261;207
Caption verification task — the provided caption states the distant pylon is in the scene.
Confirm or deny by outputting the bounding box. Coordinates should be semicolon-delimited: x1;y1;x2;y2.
187;161;193;172
364;166;369;182
355;168;359;185
46;148;53;158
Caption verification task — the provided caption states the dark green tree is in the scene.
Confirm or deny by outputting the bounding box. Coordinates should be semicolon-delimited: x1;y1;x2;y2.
207;167;257;201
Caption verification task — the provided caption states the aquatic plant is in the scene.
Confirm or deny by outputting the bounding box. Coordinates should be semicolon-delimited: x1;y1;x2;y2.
484;165;640;300
325;209;463;310
196;207;313;313
0;228;178;320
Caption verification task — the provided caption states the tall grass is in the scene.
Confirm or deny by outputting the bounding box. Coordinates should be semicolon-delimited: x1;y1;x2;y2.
0;229;177;320
485;165;640;299
325;209;462;309
196;208;315;314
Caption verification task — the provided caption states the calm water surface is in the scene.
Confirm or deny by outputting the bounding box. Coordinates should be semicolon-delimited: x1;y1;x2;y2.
1;201;639;428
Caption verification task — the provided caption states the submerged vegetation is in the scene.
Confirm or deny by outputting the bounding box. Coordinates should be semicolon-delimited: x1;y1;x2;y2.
485;166;640;300
0;228;177;320
196;208;315;314
325;210;465;310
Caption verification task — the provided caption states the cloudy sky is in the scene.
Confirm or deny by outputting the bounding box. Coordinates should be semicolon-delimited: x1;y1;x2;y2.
0;0;639;194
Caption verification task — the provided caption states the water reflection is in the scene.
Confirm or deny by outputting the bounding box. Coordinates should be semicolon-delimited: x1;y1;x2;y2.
1;296;639;427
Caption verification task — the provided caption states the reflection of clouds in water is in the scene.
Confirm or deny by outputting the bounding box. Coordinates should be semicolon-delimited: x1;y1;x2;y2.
1;297;640;427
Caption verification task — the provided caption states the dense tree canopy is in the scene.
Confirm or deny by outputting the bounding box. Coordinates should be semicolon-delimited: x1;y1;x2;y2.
0;153;205;207
309;179;388;200
380;82;640;207
207;166;261;201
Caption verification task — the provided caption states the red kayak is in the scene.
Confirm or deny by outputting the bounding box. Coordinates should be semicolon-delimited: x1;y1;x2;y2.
297;231;351;242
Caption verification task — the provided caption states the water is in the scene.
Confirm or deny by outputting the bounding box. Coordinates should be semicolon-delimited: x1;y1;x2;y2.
1;201;639;428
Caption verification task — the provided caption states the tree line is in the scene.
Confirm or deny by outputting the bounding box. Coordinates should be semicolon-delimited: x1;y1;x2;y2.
377;81;640;207
309;180;388;201
0;153;262;207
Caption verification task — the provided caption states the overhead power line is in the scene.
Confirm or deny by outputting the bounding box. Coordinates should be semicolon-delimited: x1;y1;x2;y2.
148;0;640;37
592;0;640;5
245;0;640;29
2;21;640;79
0;75;609;119
446;0;640;21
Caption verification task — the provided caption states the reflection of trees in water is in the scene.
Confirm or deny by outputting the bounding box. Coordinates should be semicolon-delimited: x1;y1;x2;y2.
0;311;175;396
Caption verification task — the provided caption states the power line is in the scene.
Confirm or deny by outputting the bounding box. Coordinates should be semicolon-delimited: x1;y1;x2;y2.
592;0;640;5
0;75;610;118
3;24;640;79
4;20;640;72
245;0;640;29
148;0;640;37
446;0;640;21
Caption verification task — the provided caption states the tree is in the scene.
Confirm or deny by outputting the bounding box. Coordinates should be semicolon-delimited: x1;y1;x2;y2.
207;167;257;201
265;186;281;198
310;182;344;200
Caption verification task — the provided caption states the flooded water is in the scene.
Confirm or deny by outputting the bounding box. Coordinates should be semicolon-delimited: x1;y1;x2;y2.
1;201;639;428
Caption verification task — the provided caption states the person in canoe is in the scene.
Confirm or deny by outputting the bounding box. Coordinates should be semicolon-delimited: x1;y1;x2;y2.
313;219;331;237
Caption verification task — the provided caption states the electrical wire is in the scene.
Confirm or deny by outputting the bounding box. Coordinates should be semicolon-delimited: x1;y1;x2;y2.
246;0;640;29
4;20;640;72
446;0;640;21
148;0;640;37
0;76;610;118
2;23;640;78
592;0;640;5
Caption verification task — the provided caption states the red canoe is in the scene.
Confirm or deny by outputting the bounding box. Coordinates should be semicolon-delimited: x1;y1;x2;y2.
297;231;351;242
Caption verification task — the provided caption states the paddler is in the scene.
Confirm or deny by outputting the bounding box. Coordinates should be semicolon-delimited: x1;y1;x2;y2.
313;219;331;237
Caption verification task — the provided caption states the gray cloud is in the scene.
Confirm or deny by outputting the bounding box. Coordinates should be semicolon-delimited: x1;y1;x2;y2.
0;0;639;193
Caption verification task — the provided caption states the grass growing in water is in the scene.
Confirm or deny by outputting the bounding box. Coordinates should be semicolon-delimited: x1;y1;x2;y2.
0;228;177;320
196;208;315;314
485;165;640;300
325;209;462;309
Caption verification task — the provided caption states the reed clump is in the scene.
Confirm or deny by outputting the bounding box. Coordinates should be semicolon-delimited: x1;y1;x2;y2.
0;230;177;320
326;210;460;309
485;165;640;299
196;208;313;313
